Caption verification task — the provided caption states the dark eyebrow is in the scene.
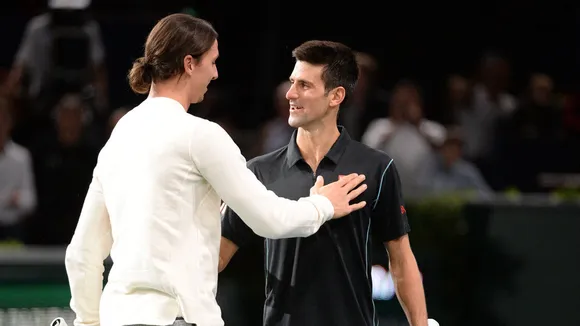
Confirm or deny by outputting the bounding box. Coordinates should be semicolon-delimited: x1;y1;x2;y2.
290;78;313;86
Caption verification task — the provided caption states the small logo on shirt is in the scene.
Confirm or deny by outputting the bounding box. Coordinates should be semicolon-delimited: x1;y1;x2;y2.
220;202;228;216
400;205;406;215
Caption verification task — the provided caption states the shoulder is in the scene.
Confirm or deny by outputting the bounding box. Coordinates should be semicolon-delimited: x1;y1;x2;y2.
346;141;397;184
500;93;518;114
361;118;394;145
420;120;447;144
84;19;102;32
6;142;32;163
349;140;394;168
188;115;228;138
422;119;446;133
246;146;289;171
365;118;392;132
26;13;50;32
183;117;242;158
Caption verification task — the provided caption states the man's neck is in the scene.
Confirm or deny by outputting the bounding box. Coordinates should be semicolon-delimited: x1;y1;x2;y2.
296;123;340;172
149;81;190;112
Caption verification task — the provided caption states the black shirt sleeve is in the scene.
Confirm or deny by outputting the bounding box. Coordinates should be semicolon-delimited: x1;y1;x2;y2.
371;159;411;243
221;163;262;247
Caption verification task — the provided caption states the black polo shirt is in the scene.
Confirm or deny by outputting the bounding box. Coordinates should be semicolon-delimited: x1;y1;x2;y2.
222;127;410;326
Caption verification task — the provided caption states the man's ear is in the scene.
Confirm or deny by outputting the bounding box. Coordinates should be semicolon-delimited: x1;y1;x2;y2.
329;86;346;107
183;55;196;76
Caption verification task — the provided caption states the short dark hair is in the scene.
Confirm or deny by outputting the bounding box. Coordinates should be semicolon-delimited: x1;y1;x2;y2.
291;40;359;106
128;14;218;94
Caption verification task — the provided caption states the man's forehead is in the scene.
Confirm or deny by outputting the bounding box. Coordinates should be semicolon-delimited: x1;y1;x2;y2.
290;61;323;82
201;48;218;62
208;40;219;58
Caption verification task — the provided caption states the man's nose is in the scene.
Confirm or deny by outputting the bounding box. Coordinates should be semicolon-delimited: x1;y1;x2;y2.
286;86;297;100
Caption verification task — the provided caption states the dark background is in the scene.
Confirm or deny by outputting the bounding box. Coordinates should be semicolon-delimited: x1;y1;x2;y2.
1;1;577;127
0;1;579;326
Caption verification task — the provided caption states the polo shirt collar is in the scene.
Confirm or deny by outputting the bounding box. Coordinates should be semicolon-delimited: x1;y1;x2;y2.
286;126;351;168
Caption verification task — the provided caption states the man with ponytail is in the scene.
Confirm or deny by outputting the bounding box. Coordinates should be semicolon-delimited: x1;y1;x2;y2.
64;13;368;326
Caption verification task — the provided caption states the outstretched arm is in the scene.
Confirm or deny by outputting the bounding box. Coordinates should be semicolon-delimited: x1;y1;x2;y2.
193;122;334;239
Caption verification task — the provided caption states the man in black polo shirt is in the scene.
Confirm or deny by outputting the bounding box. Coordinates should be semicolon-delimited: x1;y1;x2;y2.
220;40;428;326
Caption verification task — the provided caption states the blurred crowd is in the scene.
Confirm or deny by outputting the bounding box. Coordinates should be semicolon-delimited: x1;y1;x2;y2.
1;1;579;246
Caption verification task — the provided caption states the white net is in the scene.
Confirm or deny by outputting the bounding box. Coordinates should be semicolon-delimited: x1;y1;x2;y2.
0;248;87;326
0;308;73;326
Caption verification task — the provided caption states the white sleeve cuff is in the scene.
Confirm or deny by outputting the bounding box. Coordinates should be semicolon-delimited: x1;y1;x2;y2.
303;194;334;222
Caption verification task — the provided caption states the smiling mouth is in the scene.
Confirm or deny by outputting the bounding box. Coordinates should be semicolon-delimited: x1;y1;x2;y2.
290;105;304;112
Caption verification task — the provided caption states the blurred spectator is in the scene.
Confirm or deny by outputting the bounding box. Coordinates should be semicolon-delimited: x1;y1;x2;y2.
27;93;98;245
260;80;294;153
441;74;473;125
494;74;572;192
188;87;221;120
503;73;564;141
563;90;580;137
362;80;446;197
107;106;129;136
459;52;517;163
198;87;262;159
5;0;108;135
419;126;492;198
0;98;36;241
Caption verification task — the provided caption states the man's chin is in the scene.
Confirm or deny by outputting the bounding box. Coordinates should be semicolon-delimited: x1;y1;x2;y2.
191;95;205;104
287;119;301;129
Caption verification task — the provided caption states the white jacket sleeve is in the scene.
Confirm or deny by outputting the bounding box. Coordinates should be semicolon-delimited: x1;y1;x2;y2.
65;174;113;326
191;122;334;239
